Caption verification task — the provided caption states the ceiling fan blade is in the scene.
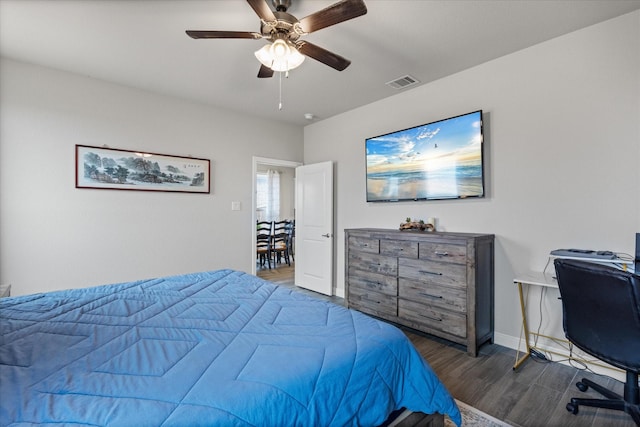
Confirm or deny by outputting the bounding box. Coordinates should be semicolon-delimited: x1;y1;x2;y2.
257;64;275;78
186;30;262;39
247;0;277;23
297;42;351;71
298;0;367;34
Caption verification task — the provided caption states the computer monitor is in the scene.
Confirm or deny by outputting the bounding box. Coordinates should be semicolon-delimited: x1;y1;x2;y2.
634;233;640;274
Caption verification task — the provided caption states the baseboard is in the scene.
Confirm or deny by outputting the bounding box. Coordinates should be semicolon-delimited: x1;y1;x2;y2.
493;332;521;351
494;332;626;382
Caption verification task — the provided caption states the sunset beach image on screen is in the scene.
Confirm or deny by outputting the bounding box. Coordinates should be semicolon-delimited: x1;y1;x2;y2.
365;110;484;202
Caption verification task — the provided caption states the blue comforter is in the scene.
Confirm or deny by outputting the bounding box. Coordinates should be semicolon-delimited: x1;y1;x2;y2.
0;270;461;426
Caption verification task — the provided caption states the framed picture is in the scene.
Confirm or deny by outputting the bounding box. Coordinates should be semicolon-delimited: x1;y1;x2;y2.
76;145;210;193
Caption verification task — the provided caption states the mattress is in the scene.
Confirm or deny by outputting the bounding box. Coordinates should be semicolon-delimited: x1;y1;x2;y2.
0;269;461;426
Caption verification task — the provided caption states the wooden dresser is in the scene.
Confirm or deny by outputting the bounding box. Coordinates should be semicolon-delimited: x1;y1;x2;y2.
345;228;494;356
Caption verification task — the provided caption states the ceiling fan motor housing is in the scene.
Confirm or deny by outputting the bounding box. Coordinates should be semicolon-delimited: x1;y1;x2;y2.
260;11;303;41
272;0;292;12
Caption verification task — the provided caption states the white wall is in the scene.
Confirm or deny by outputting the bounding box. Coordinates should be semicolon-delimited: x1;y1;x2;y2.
304;12;640;351
0;59;303;296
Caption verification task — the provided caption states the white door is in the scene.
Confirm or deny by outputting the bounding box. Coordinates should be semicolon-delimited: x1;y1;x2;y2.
295;161;333;295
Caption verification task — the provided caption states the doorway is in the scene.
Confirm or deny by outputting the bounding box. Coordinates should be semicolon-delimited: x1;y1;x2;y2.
251;157;302;279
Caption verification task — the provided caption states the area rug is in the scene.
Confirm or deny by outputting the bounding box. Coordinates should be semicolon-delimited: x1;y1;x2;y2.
388;399;512;427
446;399;512;427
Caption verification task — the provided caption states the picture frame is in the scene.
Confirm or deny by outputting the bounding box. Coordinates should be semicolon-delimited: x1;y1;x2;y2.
76;145;210;193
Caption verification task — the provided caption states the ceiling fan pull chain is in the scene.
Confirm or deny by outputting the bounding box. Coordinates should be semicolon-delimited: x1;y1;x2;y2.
278;71;283;110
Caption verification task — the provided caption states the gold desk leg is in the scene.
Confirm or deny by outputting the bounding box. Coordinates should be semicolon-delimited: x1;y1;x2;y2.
513;281;532;370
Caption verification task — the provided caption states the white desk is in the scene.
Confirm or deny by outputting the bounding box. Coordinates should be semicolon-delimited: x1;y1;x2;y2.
513;257;633;371
512;272;563;370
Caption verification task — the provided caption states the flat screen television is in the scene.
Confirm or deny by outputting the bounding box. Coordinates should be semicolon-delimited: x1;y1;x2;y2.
365;110;485;202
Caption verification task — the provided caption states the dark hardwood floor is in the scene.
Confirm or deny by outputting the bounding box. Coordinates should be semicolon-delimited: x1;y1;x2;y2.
257;263;637;427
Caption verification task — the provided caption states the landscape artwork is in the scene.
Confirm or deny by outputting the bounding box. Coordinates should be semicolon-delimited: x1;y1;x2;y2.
366;111;484;202
76;145;210;193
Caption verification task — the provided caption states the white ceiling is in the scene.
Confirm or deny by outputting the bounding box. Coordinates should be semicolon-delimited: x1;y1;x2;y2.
1;0;639;126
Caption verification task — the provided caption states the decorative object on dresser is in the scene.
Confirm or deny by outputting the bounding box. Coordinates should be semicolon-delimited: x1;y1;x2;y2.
400;217;436;232
345;228;495;356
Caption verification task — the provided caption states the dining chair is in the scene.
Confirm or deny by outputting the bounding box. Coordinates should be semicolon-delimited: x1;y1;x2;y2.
285;219;295;261
271;220;291;267
256;221;273;269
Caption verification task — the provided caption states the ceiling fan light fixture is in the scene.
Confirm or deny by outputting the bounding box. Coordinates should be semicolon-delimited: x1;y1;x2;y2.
255;39;305;72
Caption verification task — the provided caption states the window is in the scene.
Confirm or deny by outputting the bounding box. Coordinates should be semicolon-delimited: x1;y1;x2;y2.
256;170;280;221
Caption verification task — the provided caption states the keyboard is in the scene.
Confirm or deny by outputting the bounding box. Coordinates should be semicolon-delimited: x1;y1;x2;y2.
550;249;617;260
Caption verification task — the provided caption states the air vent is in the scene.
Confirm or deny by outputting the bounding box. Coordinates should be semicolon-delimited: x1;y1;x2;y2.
386;75;420;90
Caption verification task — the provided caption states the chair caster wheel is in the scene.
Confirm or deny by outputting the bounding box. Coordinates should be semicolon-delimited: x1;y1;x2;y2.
566;402;579;415
576;381;588;392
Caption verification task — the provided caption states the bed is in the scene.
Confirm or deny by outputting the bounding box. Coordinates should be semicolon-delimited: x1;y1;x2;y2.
0;269;461;426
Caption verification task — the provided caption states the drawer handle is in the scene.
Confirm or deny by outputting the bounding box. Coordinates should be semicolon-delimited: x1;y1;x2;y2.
419;270;443;276
420;313;443;322
365;281;383;287
418;292;443;299
434;251;449;257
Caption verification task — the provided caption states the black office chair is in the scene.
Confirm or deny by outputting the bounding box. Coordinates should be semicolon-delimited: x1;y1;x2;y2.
554;259;640;425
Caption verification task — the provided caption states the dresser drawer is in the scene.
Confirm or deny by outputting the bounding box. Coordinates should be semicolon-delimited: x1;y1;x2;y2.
348;252;397;275
348;269;397;296
398;258;466;290
348;236;380;254
380;240;418;258
399;299;467;338
348;287;397;318
419;242;467;264
399;278;466;313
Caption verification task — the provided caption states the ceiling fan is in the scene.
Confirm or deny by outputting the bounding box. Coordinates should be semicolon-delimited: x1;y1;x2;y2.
186;0;367;78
